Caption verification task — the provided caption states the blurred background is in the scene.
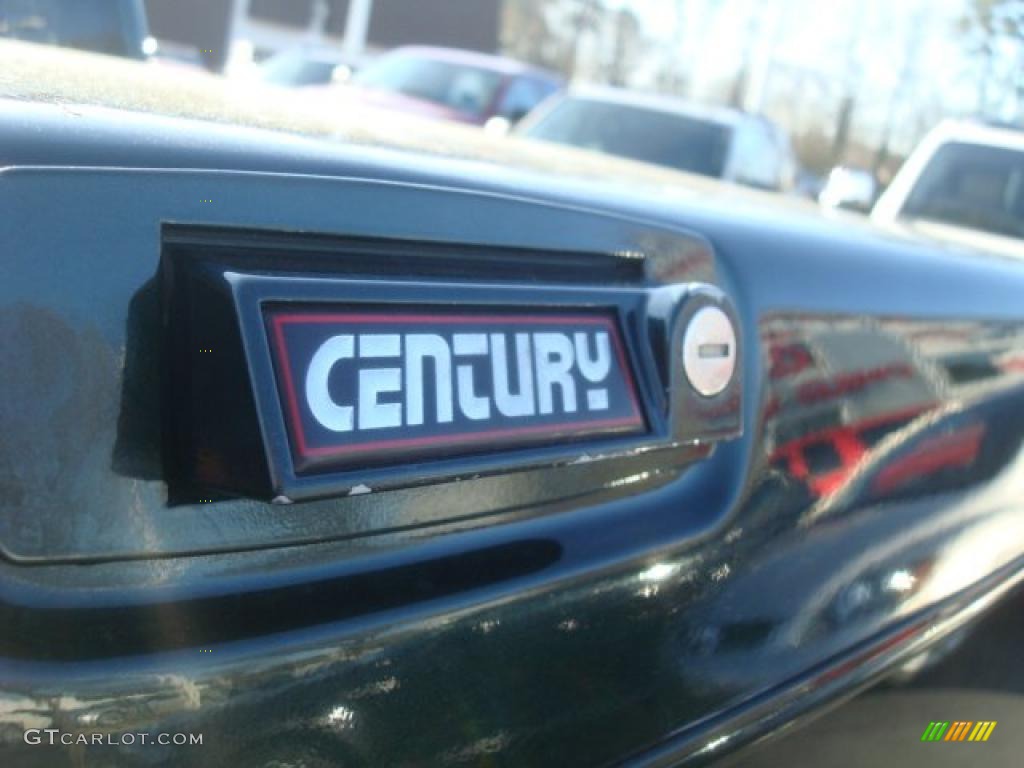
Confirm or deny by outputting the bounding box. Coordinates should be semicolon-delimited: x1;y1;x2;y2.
133;0;1024;185
3;0;1024;234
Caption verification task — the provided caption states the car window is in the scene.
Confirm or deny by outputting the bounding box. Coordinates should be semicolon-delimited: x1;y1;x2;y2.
523;98;733;178
497;77;546;121
902;141;1024;239
262;54;337;86
0;0;140;57
352;52;503;118
731;122;781;189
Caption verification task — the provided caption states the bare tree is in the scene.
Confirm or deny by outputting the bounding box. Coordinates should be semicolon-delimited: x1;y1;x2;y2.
606;9;642;86
502;0;607;78
502;0;573;74
958;0;1024;116
566;0;602;78
875;2;930;172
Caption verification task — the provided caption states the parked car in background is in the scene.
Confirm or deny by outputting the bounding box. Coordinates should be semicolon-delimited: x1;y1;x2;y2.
873;120;1024;256
259;46;357;88
518;86;796;191
145;37;208;73
819;166;879;213
793;168;826;199
326;45;563;126
0;0;152;59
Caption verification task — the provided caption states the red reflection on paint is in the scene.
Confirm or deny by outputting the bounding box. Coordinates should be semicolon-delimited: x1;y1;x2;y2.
771;406;931;498
871;422;986;495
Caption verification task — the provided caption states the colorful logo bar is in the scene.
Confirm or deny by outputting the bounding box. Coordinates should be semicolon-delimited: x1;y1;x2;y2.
921;721;997;742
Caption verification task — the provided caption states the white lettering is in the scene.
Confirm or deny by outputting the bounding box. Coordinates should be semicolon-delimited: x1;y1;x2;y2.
359;334;400;359
534;333;577;414
358;368;401;429
492;333;535;417
405;334;453;426
576;331;611;412
302;328;619;434
357;335;402;430
575;331;611;383
453;333;490;420
305;335;355;432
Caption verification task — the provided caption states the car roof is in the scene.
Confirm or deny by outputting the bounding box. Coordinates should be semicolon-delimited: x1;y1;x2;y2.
266;47;348;64
387;45;562;83
928;119;1024;152
559;85;749;127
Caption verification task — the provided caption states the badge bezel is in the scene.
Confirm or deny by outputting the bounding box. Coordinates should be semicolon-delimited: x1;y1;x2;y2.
230;273;669;501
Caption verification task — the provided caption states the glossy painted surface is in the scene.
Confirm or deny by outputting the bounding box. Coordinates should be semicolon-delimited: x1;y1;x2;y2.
2;101;1024;767
720;587;1024;768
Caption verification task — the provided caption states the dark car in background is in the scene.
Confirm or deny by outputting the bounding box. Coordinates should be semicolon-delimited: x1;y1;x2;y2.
519;86;796;191
326;45;563;126
0;0;151;59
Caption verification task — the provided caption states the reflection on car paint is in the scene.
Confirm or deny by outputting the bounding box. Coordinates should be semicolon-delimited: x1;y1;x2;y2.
6;310;1024;767
664;314;1024;708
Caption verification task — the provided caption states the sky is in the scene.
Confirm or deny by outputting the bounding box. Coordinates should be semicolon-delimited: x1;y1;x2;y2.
602;0;990;154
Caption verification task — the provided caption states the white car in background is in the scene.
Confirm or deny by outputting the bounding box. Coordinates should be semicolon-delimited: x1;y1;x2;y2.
872;120;1024;258
518;86;797;192
819;166;878;213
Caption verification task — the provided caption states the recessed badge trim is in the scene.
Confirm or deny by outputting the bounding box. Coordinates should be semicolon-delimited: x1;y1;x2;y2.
266;308;646;474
